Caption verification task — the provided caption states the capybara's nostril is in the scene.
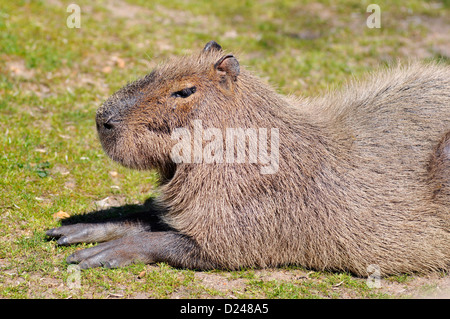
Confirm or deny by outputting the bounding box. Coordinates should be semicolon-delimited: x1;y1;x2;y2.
102;116;120;131
103;120;114;130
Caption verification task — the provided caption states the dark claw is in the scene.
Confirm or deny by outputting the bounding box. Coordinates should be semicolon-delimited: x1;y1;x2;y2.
79;260;96;269
57;236;69;246
46;228;61;237
66;254;77;264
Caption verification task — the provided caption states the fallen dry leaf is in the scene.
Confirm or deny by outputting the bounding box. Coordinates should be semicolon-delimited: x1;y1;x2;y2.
114;57;126;68
138;270;146;279
102;66;112;74
110;55;126;68
332;281;344;288
109;171;118;177
53;210;70;220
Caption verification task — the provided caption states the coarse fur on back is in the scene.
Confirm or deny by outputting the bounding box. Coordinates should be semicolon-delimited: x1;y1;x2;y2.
161;60;450;276
54;41;449;277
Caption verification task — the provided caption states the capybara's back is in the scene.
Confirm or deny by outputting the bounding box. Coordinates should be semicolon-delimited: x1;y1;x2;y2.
293;63;450;275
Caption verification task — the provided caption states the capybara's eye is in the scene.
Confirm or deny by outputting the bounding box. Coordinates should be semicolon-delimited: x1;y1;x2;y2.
171;86;197;98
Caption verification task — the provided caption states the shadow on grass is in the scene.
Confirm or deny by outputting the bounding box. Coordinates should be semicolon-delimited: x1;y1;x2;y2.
52;197;171;232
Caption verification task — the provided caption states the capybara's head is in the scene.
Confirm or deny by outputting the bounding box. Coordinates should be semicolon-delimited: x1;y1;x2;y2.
96;41;241;176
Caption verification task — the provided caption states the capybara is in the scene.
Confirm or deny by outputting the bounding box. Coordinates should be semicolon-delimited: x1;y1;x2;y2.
47;41;449;277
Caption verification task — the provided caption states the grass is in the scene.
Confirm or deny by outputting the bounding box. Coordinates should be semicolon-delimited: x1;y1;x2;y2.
0;0;449;299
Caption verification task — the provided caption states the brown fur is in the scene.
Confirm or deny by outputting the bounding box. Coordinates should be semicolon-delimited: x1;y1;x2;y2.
55;42;449;277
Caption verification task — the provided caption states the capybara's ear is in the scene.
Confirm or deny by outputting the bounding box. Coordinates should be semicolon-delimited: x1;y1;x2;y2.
203;40;222;53
214;54;240;81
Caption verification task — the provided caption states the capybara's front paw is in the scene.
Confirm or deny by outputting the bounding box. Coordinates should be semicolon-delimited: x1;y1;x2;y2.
46;224;98;246
46;221;150;246
66;235;154;269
